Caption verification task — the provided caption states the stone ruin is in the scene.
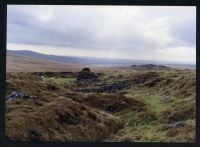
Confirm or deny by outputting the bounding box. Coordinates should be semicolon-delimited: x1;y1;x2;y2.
76;68;98;84
75;80;131;93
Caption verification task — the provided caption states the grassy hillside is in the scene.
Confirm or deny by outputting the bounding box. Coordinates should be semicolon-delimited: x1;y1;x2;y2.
5;68;196;142
6;54;126;73
6;73;123;141
6;54;84;72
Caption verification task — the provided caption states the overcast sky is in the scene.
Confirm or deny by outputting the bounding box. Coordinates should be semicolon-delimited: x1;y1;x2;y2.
7;5;196;64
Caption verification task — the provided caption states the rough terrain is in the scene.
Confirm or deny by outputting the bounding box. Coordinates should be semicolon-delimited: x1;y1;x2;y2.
5;65;196;142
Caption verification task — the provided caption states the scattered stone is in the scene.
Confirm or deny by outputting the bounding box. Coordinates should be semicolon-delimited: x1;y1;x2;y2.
41;76;45;80
6;91;37;102
121;101;128;106
104;81;130;93
165;121;186;129
74;71;162;93
160;96;173;103
74;80;131;93
131;64;168;70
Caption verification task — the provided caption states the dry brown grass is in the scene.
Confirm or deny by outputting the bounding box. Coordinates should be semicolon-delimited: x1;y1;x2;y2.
6;97;123;141
71;93;146;113
5;68;196;142
6;54;130;73
159;100;195;123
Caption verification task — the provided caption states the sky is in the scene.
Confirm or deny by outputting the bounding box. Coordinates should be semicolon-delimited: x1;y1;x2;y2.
7;5;196;64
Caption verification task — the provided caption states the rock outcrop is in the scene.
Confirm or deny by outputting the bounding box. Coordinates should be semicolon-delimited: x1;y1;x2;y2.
6;91;37;102
131;64;168;70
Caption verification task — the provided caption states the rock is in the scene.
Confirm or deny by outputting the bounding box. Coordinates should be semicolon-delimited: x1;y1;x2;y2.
6;91;37;102
74;80;131;93
9;91;17;98
94;81;129;93
30;96;37;99
166;121;185;129
22;94;30;99
160;96;173;103
41;76;45;80
121;101;128;106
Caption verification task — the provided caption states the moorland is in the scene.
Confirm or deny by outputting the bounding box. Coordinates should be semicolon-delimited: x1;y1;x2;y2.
5;52;196;142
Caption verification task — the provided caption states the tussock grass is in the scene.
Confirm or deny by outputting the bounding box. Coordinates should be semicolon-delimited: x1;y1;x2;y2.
6;98;123;141
104;69;195;142
5;69;196;142
71;93;146;113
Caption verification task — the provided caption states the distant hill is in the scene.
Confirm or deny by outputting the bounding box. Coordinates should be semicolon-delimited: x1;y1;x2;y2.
7;50;196;70
6;52;84;72
7;50;162;67
6;51;117;73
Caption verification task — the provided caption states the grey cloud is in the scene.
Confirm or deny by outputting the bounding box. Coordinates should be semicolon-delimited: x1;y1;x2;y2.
7;5;196;59
170;21;196;48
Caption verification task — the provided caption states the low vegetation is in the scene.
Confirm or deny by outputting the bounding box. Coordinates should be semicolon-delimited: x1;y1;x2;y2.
6;97;123;141
5;67;196;142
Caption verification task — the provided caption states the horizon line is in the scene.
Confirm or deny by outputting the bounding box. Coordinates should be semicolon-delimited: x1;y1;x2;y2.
7;49;196;65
